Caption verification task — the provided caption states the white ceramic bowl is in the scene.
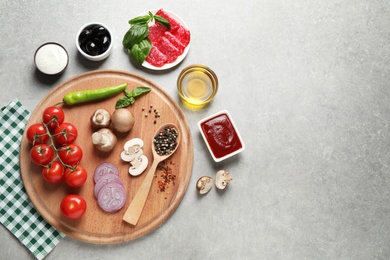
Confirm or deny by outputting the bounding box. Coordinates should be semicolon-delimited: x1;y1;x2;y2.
76;22;113;61
198;110;245;162
34;42;69;75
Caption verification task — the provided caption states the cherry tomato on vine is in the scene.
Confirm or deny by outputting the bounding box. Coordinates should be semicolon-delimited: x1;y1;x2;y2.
54;122;78;145
26;123;49;145
30;144;55;166
58;144;83;166
42;106;65;129
42;161;64;184
60;194;87;219
64;165;87;187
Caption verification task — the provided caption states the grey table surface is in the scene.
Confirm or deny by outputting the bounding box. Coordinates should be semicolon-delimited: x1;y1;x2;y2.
1;0;390;259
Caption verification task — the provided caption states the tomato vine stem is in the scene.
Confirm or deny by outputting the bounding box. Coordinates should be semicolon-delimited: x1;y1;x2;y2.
42;121;78;172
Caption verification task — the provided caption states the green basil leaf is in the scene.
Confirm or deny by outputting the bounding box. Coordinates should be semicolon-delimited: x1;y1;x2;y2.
126;23;149;47
154;15;171;30
115;96;135;109
129;96;136;105
128;14;152;25
124;89;133;97
130;38;152;64
122;29;133;49
132;86;151;97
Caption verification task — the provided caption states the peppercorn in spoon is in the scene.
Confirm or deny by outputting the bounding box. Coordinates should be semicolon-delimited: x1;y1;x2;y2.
123;123;180;226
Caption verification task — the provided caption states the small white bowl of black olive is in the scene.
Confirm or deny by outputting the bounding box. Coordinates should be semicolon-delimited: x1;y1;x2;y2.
76;22;113;61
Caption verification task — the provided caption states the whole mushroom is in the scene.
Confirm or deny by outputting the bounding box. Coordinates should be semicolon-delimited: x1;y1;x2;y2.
90;108;111;128
111;108;135;133
215;170;233;190
92;128;117;152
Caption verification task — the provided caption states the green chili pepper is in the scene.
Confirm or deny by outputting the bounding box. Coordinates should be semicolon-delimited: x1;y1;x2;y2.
63;83;128;105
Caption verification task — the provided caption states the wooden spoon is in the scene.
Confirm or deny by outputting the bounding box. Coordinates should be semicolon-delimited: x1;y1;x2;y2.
123;123;180;226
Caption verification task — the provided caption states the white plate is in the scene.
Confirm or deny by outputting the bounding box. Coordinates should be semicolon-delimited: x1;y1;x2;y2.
140;9;191;70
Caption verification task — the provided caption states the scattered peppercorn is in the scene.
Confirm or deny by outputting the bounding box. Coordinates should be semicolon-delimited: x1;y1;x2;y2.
141;104;162;123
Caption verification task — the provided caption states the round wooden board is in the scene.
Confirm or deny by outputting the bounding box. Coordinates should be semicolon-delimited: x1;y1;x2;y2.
20;69;194;244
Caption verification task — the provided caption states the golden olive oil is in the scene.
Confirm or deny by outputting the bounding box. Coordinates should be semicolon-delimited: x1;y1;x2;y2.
177;65;218;109
182;71;213;103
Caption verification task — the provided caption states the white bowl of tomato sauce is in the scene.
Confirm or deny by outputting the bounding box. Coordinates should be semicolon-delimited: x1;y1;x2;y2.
198;110;245;162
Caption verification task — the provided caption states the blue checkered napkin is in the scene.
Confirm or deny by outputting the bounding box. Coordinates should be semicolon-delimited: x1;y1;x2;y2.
0;99;65;260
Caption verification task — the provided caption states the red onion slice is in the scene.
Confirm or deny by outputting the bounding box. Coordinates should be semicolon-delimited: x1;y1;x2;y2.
94;174;124;198
94;162;119;183
97;182;126;212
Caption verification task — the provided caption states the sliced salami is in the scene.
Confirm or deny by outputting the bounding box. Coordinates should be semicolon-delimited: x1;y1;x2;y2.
164;31;186;52
155;9;182;32
173;26;191;46
148;23;166;42
157;36;180;62
146;46;168;67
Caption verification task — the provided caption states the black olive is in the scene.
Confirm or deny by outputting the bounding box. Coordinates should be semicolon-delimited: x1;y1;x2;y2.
78;29;92;45
99;36;111;52
84;41;100;56
79;24;111;56
92;26;107;38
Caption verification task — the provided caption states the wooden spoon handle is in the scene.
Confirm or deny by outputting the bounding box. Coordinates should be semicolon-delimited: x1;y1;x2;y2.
123;160;159;226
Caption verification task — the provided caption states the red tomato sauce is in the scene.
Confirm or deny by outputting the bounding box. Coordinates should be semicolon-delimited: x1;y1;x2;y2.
146;9;191;67
200;113;243;159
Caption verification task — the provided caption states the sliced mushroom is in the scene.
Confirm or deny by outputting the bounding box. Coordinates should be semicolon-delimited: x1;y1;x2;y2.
92;128;117;152
196;176;213;195
129;155;148;176
215;170;233;190
120;138;144;162
91;109;111;128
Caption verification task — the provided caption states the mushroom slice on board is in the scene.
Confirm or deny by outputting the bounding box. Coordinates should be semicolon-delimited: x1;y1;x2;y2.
129;155;148;176
120;138;144;162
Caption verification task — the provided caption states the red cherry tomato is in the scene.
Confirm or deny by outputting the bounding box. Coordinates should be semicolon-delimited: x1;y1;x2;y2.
54;122;78;145
42;106;65;129
42;161;64;184
64;165;87;187
60;194;87;219
58;144;83;166
26;123;49;145
30;144;55;166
